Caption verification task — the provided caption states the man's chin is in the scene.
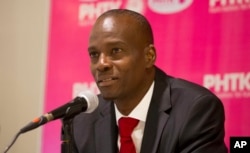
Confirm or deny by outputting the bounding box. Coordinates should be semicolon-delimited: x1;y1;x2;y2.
100;93;116;101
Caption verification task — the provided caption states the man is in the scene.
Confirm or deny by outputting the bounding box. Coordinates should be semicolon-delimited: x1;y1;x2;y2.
72;9;227;153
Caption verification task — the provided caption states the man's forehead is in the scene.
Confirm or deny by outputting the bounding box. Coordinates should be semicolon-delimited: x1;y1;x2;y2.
90;15;143;45
92;17;131;37
94;15;137;29
99;17;116;32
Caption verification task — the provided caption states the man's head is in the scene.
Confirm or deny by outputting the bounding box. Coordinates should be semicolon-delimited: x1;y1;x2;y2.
94;9;154;45
88;9;156;107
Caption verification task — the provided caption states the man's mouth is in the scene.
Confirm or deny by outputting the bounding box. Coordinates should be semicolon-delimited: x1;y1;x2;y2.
97;77;118;87
98;78;113;83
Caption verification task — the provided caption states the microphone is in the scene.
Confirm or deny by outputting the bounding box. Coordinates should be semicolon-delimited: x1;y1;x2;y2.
19;90;99;134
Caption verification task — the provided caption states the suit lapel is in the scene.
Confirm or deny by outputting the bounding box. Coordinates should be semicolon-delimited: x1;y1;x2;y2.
140;68;172;153
95;102;118;153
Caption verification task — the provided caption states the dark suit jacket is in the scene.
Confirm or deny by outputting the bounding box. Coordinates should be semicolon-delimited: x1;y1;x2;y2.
72;67;228;153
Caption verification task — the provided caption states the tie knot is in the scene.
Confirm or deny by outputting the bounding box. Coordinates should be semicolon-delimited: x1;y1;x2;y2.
118;117;139;137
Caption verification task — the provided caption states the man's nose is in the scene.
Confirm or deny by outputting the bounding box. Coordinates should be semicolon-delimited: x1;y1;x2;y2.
96;53;112;71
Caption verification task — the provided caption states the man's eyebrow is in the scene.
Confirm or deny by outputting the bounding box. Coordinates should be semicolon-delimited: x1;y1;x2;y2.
88;41;126;51
87;46;97;52
103;41;127;48
109;41;126;46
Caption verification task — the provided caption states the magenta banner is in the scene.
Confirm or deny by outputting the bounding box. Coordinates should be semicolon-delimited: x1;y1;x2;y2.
42;0;250;152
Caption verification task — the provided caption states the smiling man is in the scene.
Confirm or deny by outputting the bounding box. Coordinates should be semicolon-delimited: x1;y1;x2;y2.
87;10;155;116
72;9;227;153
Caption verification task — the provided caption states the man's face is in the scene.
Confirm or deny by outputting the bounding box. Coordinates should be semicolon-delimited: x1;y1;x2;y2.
88;15;153;101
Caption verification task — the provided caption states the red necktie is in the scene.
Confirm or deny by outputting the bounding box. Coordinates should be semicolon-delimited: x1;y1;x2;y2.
118;117;139;153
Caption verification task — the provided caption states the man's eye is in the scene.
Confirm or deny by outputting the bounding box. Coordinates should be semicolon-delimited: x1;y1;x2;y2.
111;48;122;54
89;51;99;58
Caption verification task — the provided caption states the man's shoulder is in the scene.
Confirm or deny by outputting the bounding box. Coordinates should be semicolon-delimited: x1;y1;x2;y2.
154;67;220;101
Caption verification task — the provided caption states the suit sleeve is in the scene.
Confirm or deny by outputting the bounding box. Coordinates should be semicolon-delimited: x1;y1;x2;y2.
178;94;228;153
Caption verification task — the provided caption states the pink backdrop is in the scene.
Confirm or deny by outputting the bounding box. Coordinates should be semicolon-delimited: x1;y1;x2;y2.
42;0;250;152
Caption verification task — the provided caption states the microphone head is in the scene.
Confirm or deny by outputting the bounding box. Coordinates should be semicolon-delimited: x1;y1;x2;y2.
78;90;99;113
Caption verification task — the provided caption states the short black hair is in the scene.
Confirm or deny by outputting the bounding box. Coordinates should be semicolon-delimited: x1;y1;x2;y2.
96;9;154;44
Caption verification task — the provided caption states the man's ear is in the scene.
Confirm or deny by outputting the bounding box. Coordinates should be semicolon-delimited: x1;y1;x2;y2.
145;44;156;68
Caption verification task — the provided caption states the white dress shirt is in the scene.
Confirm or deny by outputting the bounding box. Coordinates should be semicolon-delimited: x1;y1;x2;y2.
115;81;155;153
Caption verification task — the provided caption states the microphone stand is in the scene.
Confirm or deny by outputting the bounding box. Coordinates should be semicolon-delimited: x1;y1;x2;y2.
61;105;83;153
61;118;74;153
